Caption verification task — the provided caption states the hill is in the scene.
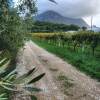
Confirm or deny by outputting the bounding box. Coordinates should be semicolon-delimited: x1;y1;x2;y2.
35;10;89;27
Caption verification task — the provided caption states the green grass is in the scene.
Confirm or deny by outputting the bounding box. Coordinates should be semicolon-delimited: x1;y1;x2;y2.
32;38;100;81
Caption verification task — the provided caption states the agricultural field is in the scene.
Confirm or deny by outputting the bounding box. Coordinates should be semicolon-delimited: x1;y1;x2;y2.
31;31;100;80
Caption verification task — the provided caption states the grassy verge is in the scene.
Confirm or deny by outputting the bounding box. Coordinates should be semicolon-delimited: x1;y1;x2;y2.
32;38;100;81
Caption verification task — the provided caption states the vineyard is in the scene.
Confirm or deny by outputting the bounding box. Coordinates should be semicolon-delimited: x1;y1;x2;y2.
31;31;100;80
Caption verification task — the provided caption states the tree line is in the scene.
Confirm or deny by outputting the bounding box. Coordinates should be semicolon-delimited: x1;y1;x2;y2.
31;21;80;32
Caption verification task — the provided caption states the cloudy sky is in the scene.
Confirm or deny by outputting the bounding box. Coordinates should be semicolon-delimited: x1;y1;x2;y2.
36;0;100;27
14;0;100;27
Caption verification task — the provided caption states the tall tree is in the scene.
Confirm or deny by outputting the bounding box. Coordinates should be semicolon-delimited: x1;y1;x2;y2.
0;0;57;57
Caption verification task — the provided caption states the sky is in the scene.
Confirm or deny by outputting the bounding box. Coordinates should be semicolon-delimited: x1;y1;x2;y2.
14;0;100;27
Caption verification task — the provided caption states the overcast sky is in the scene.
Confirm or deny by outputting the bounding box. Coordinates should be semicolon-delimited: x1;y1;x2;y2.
36;0;100;27
14;0;100;27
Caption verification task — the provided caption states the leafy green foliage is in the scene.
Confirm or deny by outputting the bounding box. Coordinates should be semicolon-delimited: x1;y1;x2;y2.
0;9;26;57
72;31;100;55
0;61;45;92
18;0;37;14
0;0;37;58
0;0;57;58
0;52;45;99
0;93;7;100
32;21;80;32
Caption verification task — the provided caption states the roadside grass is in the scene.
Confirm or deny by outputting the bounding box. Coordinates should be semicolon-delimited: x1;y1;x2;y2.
32;38;100;81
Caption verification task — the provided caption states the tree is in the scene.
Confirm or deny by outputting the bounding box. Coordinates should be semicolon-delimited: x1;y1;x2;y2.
0;0;37;57
0;0;56;56
82;26;87;31
0;9;25;57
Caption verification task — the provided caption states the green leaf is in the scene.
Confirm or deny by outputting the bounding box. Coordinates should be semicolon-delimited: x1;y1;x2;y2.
0;60;10;74
0;93;6;97
0;93;7;100
0;98;7;100
28;73;45;84
0;58;7;66
26;67;36;76
1;85;17;91
4;69;16;80
14;67;36;84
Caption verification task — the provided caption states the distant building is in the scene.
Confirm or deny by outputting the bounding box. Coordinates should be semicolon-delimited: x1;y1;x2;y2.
66;31;77;33
87;25;100;32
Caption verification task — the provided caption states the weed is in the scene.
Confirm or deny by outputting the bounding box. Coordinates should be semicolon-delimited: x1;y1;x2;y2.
57;74;74;95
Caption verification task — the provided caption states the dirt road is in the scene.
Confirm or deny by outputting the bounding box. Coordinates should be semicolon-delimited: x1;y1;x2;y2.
16;41;100;100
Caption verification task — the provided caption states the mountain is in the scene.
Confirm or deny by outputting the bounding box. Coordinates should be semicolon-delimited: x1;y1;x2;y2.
35;10;89;27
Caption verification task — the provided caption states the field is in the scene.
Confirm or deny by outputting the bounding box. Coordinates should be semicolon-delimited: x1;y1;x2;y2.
31;32;100;80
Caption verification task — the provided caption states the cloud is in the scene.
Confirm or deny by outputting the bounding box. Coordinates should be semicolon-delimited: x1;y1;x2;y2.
37;0;100;18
